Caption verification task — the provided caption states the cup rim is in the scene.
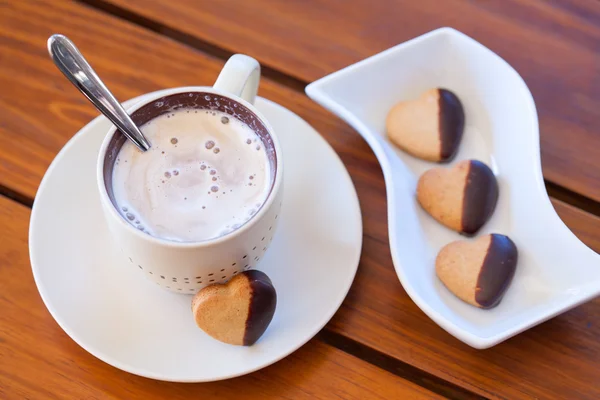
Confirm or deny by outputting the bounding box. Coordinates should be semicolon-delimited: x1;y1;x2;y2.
96;86;283;248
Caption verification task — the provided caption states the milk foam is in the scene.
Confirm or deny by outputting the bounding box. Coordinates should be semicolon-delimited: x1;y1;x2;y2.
112;109;271;242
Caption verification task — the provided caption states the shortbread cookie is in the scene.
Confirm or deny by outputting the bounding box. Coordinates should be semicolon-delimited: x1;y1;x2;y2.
386;88;464;162
417;159;498;235
436;234;518;309
192;270;276;346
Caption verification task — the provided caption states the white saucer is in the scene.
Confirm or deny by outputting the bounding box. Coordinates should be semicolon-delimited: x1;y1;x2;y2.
29;93;362;382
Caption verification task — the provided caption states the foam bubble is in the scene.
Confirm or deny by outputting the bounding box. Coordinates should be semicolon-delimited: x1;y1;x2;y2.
112;108;270;242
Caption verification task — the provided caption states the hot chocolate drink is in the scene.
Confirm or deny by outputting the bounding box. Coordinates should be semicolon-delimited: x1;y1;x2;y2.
112;108;271;242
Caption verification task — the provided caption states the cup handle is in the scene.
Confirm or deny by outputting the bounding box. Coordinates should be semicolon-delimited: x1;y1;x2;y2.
213;54;261;105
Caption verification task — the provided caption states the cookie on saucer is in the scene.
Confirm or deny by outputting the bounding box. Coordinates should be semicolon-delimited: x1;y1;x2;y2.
192;270;276;346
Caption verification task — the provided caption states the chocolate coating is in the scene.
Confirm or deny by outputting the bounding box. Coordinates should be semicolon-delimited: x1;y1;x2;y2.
461;160;498;235
438;89;465;162
244;270;277;346
475;234;518;308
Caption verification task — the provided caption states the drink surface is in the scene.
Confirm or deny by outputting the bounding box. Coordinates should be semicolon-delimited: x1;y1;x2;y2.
112;108;271;242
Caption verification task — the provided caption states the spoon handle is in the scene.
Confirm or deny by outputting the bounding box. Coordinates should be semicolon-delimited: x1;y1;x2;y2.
47;34;151;152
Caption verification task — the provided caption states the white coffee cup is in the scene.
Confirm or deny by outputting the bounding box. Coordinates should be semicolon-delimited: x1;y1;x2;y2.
96;55;283;294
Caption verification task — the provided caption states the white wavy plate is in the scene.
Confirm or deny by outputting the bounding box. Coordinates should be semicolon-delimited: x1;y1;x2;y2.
306;27;600;349
29;93;362;381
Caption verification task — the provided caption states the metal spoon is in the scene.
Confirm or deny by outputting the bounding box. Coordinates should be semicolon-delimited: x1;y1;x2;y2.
47;34;151;152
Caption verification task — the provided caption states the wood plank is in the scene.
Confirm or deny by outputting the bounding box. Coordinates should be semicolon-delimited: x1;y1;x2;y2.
0;195;440;400
101;0;600;203
329;198;600;399
553;199;600;251
0;0;386;240
2;0;600;399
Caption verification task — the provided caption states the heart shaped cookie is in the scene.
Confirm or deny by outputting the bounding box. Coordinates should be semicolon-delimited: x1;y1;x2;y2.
386;88;464;162
192;270;276;346
436;234;518;308
417;159;498;235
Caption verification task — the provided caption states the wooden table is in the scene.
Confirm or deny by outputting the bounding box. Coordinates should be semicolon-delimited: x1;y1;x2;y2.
1;0;599;398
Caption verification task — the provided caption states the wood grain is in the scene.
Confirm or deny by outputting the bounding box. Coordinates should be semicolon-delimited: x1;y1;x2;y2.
101;0;600;203
2;0;600;399
328;198;600;399
0;0;386;240
0;195;440;400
